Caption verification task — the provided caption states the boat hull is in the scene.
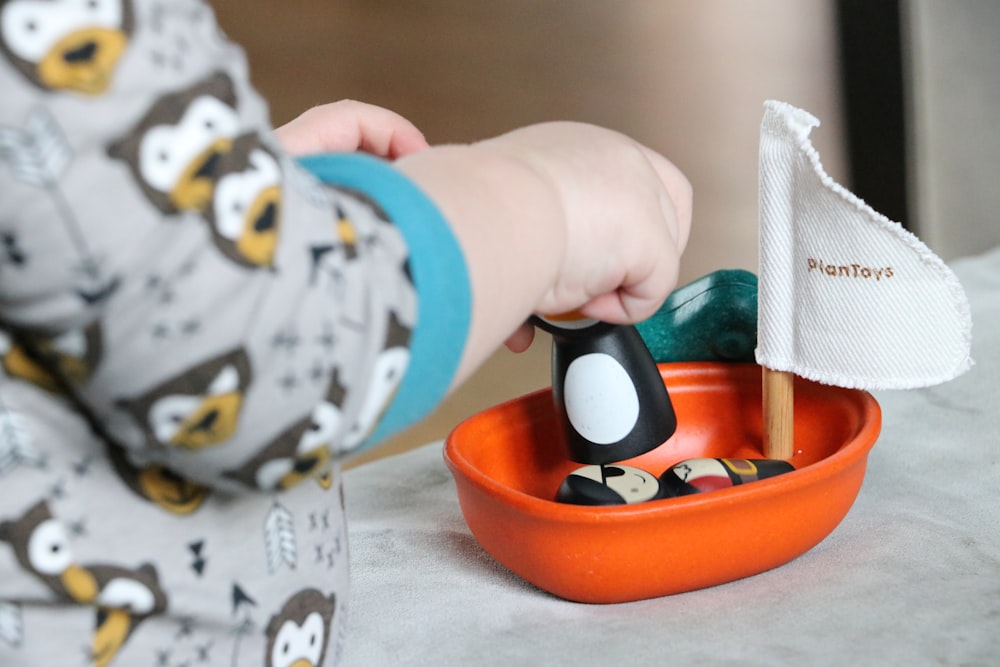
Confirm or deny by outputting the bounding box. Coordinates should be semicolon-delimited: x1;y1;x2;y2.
444;362;882;604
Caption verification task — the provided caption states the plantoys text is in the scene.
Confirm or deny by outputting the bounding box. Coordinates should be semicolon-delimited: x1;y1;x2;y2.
807;257;894;281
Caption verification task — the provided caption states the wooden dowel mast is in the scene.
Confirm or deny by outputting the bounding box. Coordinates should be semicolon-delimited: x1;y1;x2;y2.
762;367;794;460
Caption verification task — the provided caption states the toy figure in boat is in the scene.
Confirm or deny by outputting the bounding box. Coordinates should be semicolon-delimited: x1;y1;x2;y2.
556;464;662;505
659;458;794;498
555;458;795;506
530;313;676;465
533;273;792;506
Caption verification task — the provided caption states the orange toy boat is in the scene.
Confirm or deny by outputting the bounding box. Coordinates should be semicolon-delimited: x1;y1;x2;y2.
444;362;881;604
444;100;971;605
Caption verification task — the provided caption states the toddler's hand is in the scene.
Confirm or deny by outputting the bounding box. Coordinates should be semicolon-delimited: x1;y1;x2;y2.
397;121;692;385
487;123;692;352
483;122;692;326
275;100;428;159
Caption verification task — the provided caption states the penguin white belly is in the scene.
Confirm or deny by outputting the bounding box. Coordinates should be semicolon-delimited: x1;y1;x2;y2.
562;352;639;444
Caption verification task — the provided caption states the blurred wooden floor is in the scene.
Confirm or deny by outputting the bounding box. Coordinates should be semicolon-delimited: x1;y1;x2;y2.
211;0;848;466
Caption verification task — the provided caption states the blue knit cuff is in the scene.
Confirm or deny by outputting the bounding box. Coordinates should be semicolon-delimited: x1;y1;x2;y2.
298;152;471;449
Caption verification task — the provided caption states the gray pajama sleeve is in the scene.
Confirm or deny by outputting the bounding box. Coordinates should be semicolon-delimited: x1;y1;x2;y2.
0;1;470;664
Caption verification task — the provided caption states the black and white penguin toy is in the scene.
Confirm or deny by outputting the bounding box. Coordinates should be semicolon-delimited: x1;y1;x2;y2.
532;313;677;466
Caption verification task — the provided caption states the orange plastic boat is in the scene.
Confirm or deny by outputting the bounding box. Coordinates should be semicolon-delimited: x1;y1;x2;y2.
444;362;881;604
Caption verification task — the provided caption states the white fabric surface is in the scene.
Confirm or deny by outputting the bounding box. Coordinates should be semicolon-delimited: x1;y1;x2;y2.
341;247;1000;666
756;101;972;390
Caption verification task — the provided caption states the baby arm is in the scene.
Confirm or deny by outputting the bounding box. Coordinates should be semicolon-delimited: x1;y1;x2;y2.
270;104;692;391
275;103;693;381
396;122;693;388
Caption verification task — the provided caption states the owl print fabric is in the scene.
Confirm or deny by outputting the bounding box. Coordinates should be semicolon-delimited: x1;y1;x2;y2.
0;1;470;665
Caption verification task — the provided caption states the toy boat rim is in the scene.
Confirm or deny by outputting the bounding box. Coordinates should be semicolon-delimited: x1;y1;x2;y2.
443;362;882;524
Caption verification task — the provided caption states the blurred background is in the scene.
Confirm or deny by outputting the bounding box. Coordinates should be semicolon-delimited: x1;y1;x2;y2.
211;0;999;465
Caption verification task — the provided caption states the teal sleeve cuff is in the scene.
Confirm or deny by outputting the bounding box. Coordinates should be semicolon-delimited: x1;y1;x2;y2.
298;152;471;448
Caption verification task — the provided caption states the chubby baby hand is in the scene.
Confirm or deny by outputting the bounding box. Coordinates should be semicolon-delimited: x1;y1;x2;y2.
481;122;693;350
397;121;692;379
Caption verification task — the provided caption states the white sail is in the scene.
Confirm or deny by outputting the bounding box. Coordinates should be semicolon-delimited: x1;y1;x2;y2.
755;100;972;390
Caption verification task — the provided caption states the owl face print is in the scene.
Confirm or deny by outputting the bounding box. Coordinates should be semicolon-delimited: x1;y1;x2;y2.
264;588;337;667
0;0;133;94
207;135;283;268
108;72;242;216
118;348;252;450
226;372;347;491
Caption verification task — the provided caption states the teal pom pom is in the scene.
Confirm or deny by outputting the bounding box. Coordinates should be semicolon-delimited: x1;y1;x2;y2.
635;269;758;363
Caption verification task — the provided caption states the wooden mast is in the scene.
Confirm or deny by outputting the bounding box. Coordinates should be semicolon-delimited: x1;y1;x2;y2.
762;367;794;460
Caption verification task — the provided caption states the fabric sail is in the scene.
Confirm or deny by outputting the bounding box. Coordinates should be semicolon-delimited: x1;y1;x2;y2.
755;100;972;391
